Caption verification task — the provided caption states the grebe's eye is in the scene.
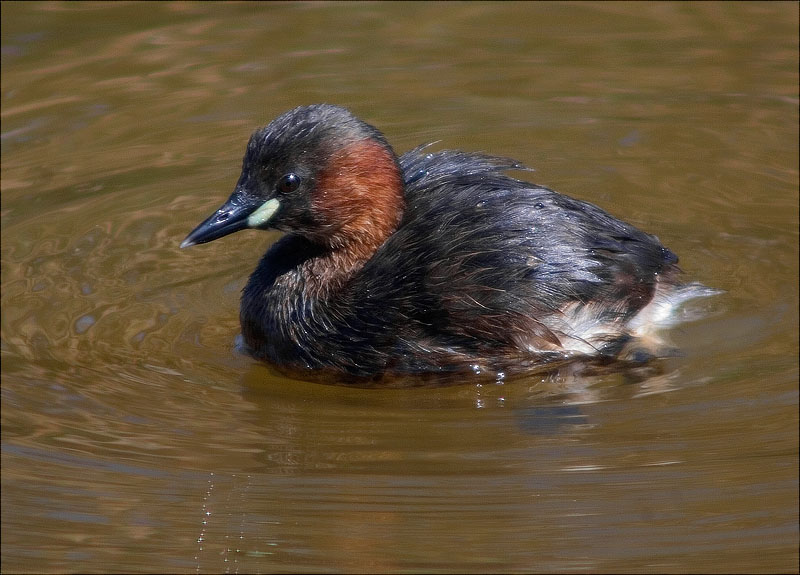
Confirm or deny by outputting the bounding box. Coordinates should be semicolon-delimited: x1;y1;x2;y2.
276;173;301;195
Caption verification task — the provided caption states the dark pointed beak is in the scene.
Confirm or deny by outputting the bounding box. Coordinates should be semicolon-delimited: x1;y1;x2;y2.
180;192;260;248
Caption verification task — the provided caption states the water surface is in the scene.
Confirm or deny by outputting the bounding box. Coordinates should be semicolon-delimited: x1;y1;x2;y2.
2;2;798;573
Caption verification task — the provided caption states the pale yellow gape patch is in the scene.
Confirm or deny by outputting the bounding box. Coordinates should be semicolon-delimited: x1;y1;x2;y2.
247;198;280;228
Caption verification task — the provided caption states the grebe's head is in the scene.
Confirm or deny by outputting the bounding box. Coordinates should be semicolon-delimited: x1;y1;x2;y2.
181;104;404;251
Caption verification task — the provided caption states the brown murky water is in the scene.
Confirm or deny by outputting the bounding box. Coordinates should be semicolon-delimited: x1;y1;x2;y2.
2;2;798;573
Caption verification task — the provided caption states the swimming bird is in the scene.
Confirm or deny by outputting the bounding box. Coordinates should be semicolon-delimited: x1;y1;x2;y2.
182;104;715;380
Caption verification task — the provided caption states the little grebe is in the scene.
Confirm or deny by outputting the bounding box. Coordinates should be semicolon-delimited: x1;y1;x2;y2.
182;104;714;378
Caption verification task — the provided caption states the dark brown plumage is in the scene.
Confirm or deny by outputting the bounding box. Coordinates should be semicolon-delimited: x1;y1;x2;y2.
182;104;715;380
